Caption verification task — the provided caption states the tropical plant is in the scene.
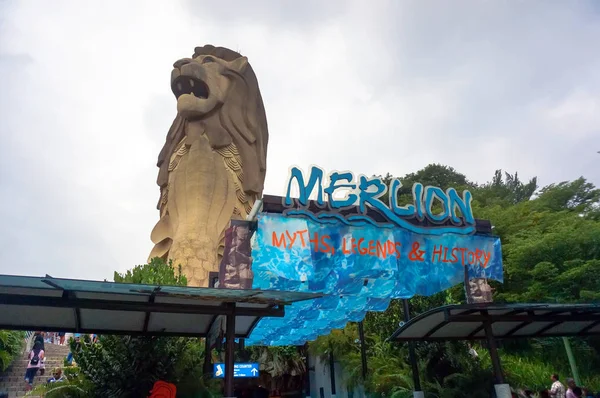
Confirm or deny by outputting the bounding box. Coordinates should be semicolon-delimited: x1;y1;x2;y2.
249;346;305;379
113;257;187;286
308;323;358;364
29;367;94;397
72;335;194;397
0;329;24;371
245;345;306;392
72;257;218;397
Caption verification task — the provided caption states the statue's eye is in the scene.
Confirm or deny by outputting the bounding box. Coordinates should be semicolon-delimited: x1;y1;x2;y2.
202;57;216;64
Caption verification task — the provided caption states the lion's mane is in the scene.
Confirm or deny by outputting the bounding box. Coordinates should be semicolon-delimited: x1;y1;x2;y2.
156;45;268;203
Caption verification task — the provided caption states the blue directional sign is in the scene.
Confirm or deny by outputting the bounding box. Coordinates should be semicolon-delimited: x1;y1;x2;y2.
213;363;260;378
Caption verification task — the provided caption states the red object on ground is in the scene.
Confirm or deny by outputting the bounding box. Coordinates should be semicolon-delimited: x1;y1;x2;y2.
148;381;177;398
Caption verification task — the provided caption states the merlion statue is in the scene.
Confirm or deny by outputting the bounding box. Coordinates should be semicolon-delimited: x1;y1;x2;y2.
148;45;269;287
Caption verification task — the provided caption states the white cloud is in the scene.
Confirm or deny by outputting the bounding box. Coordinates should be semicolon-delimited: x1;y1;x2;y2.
0;0;599;280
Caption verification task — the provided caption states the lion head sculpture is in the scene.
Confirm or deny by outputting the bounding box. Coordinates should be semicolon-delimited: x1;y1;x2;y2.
148;45;269;287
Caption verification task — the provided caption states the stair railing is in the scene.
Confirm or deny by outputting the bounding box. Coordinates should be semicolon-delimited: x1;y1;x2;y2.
23;331;35;354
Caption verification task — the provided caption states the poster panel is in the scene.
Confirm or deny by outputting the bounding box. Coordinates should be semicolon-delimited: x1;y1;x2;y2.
465;278;494;304
218;220;254;290
251;213;502;297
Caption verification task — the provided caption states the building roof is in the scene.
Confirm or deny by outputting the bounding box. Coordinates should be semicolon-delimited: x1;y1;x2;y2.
388;303;600;341
0;274;320;338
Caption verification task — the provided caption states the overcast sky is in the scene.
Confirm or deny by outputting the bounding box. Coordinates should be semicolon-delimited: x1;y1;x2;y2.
1;0;599;281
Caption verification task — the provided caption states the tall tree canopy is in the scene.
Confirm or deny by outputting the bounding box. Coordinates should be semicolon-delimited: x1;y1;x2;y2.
114;257;187;286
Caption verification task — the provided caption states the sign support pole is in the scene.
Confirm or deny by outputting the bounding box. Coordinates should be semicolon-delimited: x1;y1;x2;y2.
203;334;212;376
402;299;423;398
358;321;368;381
484;321;510;398
224;303;236;398
304;344;311;398
329;350;336;398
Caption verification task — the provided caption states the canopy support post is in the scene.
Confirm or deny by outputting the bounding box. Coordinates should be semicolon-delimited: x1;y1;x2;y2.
329;350;336;398
484;321;510;398
358;320;368;381
203;331;212;376
304;344;311;398
224;303;236;398
402;299;423;398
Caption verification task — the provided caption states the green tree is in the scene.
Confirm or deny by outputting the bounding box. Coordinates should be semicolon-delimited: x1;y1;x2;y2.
399;164;473;192
534;177;600;213
72;258;213;397
114;257;187;286
473;169;538;207
246;345;306;391
30;366;95;397
377;164;474;210
468;174;600;379
72;335;199;397
0;330;24;371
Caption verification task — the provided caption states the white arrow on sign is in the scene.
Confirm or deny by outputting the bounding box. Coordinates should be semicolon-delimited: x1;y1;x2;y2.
251;367;258;376
215;365;224;377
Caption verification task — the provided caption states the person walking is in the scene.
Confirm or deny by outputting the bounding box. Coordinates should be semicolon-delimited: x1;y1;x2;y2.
33;331;45;350
550;374;566;398
24;341;45;391
66;334;83;365
32;331;47;375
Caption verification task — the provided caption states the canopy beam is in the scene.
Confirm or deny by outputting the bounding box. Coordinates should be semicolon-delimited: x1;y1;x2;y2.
0;293;285;317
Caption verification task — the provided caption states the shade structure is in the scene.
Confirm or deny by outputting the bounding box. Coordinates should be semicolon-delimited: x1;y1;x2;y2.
0;274;321;337
389;303;600;342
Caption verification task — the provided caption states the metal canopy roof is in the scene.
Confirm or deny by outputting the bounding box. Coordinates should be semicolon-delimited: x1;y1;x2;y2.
0;274;321;338
389;303;600;342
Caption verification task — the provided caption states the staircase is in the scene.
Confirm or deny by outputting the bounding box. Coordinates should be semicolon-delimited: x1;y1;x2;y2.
0;343;71;397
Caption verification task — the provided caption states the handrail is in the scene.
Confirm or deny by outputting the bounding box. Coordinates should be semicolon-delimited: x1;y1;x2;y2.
23;331;35;354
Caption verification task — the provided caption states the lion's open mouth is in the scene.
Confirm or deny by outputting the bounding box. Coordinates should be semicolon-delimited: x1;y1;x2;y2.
171;76;209;99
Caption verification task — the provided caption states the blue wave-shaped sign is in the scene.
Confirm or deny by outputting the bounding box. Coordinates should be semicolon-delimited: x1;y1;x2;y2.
246;213;503;346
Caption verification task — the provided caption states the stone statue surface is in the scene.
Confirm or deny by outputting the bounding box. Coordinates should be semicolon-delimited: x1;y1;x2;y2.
148;45;268;287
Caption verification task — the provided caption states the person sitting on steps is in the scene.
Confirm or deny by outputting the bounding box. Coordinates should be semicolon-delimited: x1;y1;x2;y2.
47;368;65;384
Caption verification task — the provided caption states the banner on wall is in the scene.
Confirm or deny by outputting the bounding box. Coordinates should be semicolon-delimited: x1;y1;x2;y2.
218;220;254;290
251;213;502;298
